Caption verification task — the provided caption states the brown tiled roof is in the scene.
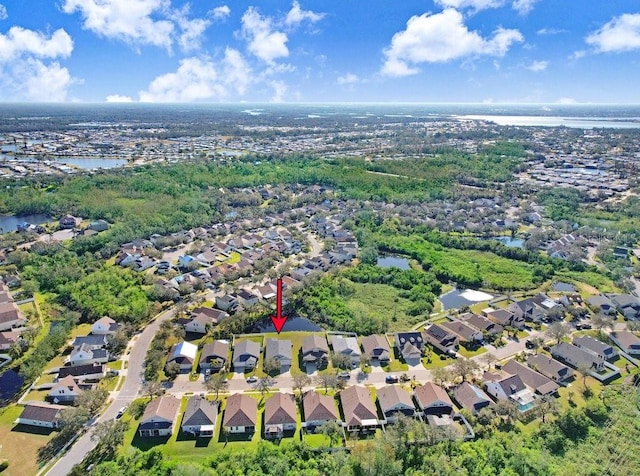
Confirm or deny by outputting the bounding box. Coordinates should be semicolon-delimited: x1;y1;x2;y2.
340;385;377;427
377;385;414;413
302;390;338;422
264;393;296;426
223;393;257;427
141;395;180;423
414;382;453;409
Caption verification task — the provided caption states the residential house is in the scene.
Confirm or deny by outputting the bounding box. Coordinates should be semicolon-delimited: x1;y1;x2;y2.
361;335;391;364
452;382;493;415
340;385;379;432
0;330;21;350
610;331;640;357
264;393;297;438
91;316;121;335
0;302;26;331
586;295;616;315
551;342;604;371
15;403;66;428
440;320;483;344
69;343;109;367
413;382;453;416
181;395;219;437
88;219;109;232
609;294;640;320
508;297;548;323
199;340;229;372
184;307;228;334
527;354;574;384
215;294;238;313
167;341;198;372
264;338;293;373
458;312;504;336
58;363;106;381
255;283;277;300
232;339;261;372
394;332;425;365
301;335;329;371
483;374;536;412
48;375;83;404
573;336;617;361
138;395;181;437
59;215;78;229
421;325;458;355
236;289;259;308
302;390;339;429
502;359;559;396
330;335;361;368
223;393;257;434
484;308;525;330
72;334;108;349
377;385;416;423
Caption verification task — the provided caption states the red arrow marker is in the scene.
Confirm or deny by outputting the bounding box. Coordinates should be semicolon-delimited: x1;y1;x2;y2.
270;278;287;334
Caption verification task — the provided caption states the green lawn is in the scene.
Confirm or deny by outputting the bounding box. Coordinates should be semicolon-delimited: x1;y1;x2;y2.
458;346;487;358
382;359;409;372
303;432;333;448
70;323;93;338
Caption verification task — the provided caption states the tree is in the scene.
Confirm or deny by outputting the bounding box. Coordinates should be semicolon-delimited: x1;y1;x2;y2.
577;364;591;390
451;357;479;382
331;353;352;370
74;388;108;415
546;321;570;344
530;336;544;354
315;373;338;394
164;361;181;380
481;352;497;370
107;327;129;355
253;377;275;399
628;320;640;332
432;367;452;387
142;381;165;399
291;371;311;400
263;357;281;376
591;313;614;337
537;396;559;423
205;373;228;401
494;399;518;428
318;420;343;447
58;407;90;435
91;419;128;457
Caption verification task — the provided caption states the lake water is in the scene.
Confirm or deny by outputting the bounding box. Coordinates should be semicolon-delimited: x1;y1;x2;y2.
490;236;524;248
457;115;640;129
439;288;493;310
257;316;322;333
53;158;128;169
377;256;411;270
552;282;577;292
0;213;51;233
0;369;24;404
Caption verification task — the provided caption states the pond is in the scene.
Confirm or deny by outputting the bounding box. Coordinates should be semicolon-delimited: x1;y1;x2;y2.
257;316;322;333
0;369;24;404
490;236;524;248
0;213;51;233
551;282;577;292
53;158;128;169
439;288;494;311
377;256;411;270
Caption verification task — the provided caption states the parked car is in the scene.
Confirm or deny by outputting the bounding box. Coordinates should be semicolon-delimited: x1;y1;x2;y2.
525;339;535;349
385;375;399;384
246;376;258;383
337;371;351;380
116;406;127;419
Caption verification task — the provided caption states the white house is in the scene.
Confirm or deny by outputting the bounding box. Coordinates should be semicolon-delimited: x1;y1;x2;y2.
223;393;258;434
167;341;198;372
48;375;83;403
91;316;121;335
330;335;361;368
15;403;66;428
69;343;109;367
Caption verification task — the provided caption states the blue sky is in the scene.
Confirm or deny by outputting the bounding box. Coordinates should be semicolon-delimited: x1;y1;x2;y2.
0;0;639;103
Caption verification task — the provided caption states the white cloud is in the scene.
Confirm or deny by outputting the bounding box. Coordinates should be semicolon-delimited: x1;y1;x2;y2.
512;0;538;15
139;50;252;102
105;94;133;102
557;97;577;104
285;1;325;27
570;50;586;60
526;60;548;72
381;9;523;77
337;73;359;85
434;0;505;11
270;80;286;102
0;4;7;21
62;0;175;50
211;5;230;20
0;59;74;101
0;27;73;62
537;27;567;35
240;7;289;64
586;13;640;53
171;5;210;52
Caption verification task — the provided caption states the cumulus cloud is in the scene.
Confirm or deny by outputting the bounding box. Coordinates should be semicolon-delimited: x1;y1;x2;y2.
138;49;252;102
512;0;538;15
381;9;523;77
337;73;359;85
105;94;133;102
526;60;548;72
171;4;210;52
285;1;325;27
0;4;7;21
537;27;567;35
586;13;640;53
62;0;175;50
240;7;289;64
0;27;75;101
0;27;73;62
211;5;230;20
270;80;287;102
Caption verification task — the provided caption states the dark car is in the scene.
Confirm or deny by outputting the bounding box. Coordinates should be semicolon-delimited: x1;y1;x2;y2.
385;375;399;384
525;339;535;349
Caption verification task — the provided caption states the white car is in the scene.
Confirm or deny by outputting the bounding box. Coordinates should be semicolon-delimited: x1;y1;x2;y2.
116;406;127;419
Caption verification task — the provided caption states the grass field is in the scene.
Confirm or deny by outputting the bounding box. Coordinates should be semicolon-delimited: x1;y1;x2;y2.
0;405;55;476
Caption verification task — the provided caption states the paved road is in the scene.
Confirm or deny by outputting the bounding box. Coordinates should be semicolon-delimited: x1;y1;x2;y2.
45;307;176;476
